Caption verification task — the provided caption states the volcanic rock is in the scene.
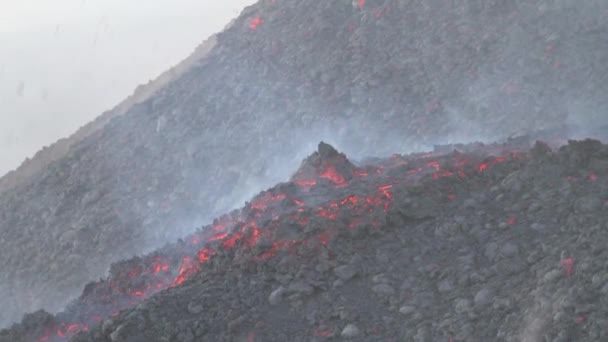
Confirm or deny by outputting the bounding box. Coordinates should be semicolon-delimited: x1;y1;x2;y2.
334;265;358;281
2;0;608;329
372;284;396;297
473;288;494;308
398;305;416;316
1;139;608;341
341;324;361;338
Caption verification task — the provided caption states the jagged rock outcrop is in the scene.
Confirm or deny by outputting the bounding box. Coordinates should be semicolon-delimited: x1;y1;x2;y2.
0;33;219;196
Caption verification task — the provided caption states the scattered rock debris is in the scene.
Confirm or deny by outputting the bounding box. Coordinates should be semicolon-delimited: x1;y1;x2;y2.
1;138;608;341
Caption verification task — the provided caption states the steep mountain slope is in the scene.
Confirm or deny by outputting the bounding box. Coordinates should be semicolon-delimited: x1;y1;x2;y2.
1;0;607;328
2;138;608;341
0;34;218;195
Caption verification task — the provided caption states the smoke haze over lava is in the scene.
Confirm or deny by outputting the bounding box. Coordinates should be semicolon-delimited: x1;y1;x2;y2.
0;0;607;338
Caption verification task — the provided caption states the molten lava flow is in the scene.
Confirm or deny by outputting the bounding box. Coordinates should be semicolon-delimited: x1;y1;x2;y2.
479;156;507;173
314;327;334;337
222;231;244;250
197;248;215;262
353;169;368;177
318;229;334;245
318;202;340;220
151;258;170;274
249;17;264;30
251;193;286;211
295;179;317;191
340;195;359;206
561;258;574;278
32;143;543;342
427;161;441;171
378;185;393;199
320;164;347;187
172;256;201;286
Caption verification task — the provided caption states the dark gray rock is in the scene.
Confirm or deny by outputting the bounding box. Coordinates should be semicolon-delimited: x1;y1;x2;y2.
341;324;360;338
399;305;416;316
269;286;286;306
187;302;204;315
334;265;358;281
474;288;494;308
372;284;396;297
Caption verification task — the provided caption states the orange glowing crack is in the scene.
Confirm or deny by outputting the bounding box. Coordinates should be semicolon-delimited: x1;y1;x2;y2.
353;169;368;177
320;164;347;186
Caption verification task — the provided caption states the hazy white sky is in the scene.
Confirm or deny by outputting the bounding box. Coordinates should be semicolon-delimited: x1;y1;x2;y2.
0;0;254;176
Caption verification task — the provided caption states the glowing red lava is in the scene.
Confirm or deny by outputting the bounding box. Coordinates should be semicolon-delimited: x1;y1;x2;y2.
295;179;317;191
353;169;369;177
32;145;537;342
249;17;264;30
197;248;215;262
314;327;334;337
320;164;347;187
561;258;574;278
508;216;517;226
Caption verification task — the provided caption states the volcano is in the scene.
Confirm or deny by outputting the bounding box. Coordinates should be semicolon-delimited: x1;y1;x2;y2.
1;0;608;332
2;137;608;341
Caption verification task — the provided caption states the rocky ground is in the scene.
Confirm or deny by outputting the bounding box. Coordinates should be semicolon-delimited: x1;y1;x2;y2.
2;137;608;341
1;0;608;329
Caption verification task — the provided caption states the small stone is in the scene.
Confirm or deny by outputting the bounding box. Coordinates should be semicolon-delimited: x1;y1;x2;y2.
437;279;454;293
102;319;114;335
455;298;472;314
501;242;519;258
372;284;396;296
334;265;358;281
288;281;314;296
110;324;125;342
269;286;286;305
372;274;390;284
485;242;499;261
399;305;416;316
600;283;608;295
463;198;477;209
473;288;494;308
187;302;204;315
341;324;360;338
414;325;431;342
575;195;602;213
543;269;562;283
